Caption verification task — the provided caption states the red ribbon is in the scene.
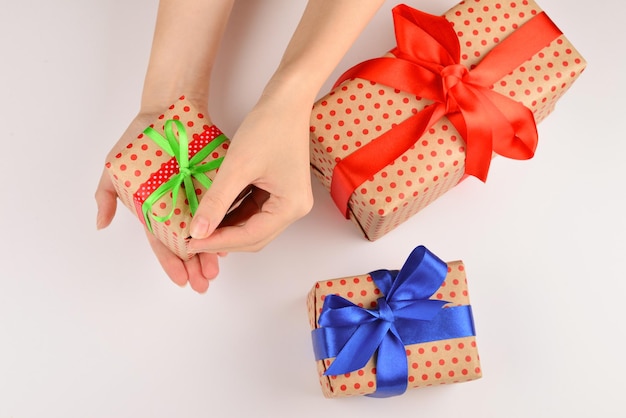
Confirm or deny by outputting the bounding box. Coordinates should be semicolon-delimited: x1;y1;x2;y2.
329;4;562;218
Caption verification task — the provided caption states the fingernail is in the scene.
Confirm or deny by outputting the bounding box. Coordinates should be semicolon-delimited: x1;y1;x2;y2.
190;216;210;239
96;213;105;230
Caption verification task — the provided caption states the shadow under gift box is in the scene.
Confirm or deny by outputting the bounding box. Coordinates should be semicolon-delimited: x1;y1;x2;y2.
307;246;481;398
105;96;229;260
309;0;586;241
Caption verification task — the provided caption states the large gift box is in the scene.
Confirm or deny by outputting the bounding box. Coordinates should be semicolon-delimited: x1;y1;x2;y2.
307;246;481;398
309;0;587;241
105;96;229;260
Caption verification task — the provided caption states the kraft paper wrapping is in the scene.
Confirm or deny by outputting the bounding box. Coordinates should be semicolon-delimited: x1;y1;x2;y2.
309;0;586;241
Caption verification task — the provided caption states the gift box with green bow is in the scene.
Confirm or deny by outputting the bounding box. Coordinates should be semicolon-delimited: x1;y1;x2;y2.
307;245;481;398
309;0;586;241
105;96;229;260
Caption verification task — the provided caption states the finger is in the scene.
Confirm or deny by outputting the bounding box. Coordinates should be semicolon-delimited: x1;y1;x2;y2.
198;252;220;280
189;160;255;240
94;170;118;230
189;210;285;253
183;255;211;294
145;231;189;288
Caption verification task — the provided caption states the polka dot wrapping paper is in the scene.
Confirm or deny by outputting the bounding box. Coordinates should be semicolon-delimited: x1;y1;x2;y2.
105;96;230;260
309;0;587;241
307;246;481;398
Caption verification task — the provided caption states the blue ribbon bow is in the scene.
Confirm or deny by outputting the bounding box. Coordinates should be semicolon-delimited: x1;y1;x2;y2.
311;245;476;398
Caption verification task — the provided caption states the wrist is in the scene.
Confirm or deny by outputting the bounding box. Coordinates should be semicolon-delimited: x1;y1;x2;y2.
139;84;210;116
260;68;322;110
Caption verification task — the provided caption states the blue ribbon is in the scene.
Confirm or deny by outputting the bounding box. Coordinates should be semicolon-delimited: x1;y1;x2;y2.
311;245;476;398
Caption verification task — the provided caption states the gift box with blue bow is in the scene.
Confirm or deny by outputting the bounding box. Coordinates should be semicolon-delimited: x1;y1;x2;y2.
307;246;481;398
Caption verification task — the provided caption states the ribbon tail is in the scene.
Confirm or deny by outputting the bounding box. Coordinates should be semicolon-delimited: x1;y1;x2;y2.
479;89;537;159
141;175;184;232
191;157;224;187
192;173;213;191
367;328;408;398
183;176;199;215
446;83;496;182
324;321;390;376
189;133;228;165
451;83;537;181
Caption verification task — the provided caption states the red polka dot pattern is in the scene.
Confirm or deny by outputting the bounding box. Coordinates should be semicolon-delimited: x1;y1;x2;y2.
307;260;481;398
105;97;230;260
309;0;586;241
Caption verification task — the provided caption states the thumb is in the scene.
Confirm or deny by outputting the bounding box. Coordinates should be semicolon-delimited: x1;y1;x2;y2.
95;169;118;230
189;167;252;240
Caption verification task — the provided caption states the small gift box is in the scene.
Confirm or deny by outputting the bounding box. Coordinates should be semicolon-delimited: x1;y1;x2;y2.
307;246;481;398
309;0;586;240
105;96;229;260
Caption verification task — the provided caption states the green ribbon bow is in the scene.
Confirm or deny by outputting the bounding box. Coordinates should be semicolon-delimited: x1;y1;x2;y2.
141;119;227;233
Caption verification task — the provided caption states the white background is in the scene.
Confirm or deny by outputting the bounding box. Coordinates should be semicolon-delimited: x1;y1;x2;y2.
0;0;623;417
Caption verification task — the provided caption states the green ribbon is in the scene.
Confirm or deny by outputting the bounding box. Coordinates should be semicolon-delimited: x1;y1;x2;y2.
141;119;226;233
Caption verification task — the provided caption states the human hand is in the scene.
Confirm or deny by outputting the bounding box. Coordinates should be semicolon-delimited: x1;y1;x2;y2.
95;114;223;294
186;88;314;253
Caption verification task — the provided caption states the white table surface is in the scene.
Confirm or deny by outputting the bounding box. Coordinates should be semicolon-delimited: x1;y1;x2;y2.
1;0;622;416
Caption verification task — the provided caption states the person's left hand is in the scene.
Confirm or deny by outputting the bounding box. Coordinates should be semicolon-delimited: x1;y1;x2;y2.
95;113;224;294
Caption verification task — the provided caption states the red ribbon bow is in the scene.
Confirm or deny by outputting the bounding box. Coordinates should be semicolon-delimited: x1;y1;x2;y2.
329;5;562;217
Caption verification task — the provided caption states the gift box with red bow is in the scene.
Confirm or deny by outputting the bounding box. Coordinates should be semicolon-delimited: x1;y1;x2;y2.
105;96;229;260
307;246;481;398
309;0;586;240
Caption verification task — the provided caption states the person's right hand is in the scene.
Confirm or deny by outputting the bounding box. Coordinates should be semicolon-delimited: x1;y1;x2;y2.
94;113;223;294
185;84;315;255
